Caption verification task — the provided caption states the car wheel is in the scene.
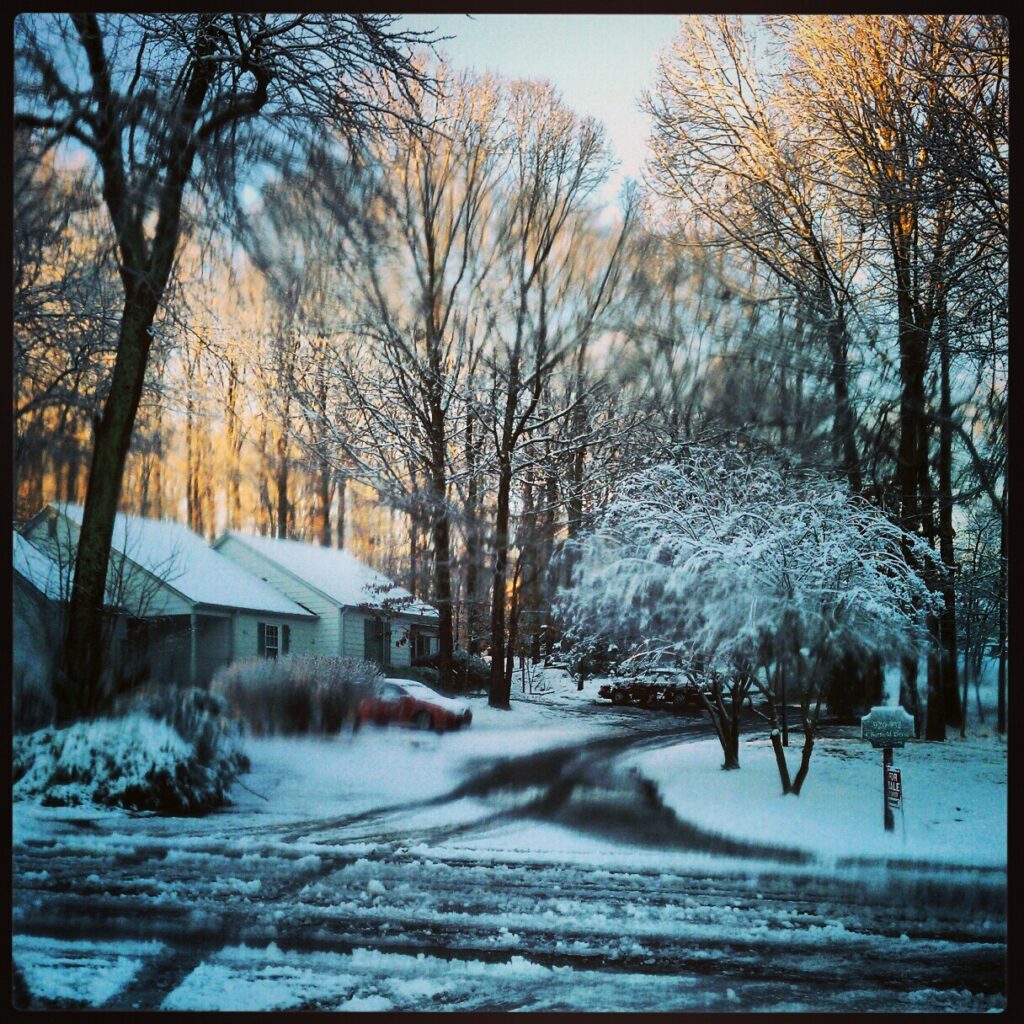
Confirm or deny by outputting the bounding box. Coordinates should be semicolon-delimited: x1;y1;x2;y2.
611;689;627;705
414;711;433;731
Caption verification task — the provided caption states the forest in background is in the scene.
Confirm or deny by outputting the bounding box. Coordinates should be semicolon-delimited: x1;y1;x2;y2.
14;15;1006;727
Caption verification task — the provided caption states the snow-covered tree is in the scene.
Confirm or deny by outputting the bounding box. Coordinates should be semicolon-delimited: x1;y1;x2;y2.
557;437;939;789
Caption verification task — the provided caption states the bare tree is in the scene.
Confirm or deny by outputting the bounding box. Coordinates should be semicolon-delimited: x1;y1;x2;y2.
15;13;435;717
274;66;507;690
481;82;634;708
645;15;868;494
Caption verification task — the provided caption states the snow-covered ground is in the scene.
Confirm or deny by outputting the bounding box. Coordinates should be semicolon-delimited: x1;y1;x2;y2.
13;663;1007;1011
237;662;1006;869
226;688;619;825
15;661;1006;868
626;730;1006;867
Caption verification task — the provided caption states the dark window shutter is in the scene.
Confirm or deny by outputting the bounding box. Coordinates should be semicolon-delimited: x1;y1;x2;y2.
283;624;290;655
257;622;266;657
364;618;375;662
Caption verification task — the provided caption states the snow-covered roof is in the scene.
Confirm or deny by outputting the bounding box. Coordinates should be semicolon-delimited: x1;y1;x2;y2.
54;505;314;618
14;531;69;602
219;531;438;619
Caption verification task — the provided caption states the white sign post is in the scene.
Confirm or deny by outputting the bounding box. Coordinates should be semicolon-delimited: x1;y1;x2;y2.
861;706;915;833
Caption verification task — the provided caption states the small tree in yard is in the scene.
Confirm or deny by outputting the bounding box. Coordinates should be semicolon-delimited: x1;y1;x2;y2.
557;437;938;788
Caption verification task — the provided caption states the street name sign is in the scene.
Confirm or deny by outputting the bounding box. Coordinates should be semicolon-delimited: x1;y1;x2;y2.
861;706;915;749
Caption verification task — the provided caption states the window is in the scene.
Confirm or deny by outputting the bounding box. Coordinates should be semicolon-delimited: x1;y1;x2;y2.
413;632;437;659
264;624;279;658
258;622;289;658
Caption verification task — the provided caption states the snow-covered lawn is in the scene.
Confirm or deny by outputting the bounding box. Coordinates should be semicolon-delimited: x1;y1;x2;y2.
223;688;618;825
624;729;1006;868
14;661;1006;874
221;663;1006;870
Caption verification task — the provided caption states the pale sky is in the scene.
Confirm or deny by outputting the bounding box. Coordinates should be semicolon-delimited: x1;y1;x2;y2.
398;14;683;207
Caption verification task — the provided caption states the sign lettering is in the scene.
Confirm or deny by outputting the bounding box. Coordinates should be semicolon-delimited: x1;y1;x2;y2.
861;706;915;749
885;765;902;809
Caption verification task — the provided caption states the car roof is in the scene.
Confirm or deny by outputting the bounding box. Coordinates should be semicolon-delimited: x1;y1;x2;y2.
384;678;435;693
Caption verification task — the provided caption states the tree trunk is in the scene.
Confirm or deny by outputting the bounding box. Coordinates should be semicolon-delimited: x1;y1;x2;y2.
936;303;959;727
431;500;454;693
151;427;162;520
186;390;198;533
789;732;814;795
925;622;945;741
769;729;792;793
257;421;272;535
464;411;482;654
409;516;419;599
829;319;862;494
316;458;332;547
59;295;159;719
566;402;586;540
700;683;742;769
488;459;513;709
722;717;740;770
997;510;1006;733
336;473;346;549
225;362;241;530
900;652;922;738
960;648;969;739
918;367;944;742
275;430;289;540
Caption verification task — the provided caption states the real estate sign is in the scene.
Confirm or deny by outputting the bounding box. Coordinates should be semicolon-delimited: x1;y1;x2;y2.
885;765;902;809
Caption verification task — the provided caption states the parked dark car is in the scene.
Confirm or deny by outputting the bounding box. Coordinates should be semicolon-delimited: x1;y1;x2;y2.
598;669;708;710
356;678;473;733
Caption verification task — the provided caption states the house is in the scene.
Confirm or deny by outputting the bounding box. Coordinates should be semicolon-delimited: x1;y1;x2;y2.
21;504;316;687
16;505;441;689
213;531;439;669
14;531;71;692
14;527;146;704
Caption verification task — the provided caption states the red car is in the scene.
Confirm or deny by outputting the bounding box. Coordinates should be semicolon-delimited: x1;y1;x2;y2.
357;678;473;733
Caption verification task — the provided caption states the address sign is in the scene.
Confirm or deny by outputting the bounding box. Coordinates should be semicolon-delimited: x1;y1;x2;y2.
860;706;915;749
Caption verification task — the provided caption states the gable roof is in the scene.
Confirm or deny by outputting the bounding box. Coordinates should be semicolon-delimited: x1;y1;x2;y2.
53;504;314;618
217;531;438;619
14;531;70;603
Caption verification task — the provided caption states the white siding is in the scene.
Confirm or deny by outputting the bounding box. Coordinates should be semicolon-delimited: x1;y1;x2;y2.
342;610;369;660
230;611;321;663
390;620;412;668
341;610;417;668
215;536;334;654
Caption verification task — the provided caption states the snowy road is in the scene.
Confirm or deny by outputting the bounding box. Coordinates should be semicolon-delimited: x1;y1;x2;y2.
13;704;1007;1012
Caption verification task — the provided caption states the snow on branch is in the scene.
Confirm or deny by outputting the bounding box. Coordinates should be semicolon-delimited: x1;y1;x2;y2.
557;439;940;680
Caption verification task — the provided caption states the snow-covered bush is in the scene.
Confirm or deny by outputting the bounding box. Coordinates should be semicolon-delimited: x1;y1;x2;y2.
562;633;624;684
211;656;382;736
558;438;939;788
13;711;242;814
115;685;249;776
411;649;490;692
401;666;442;689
